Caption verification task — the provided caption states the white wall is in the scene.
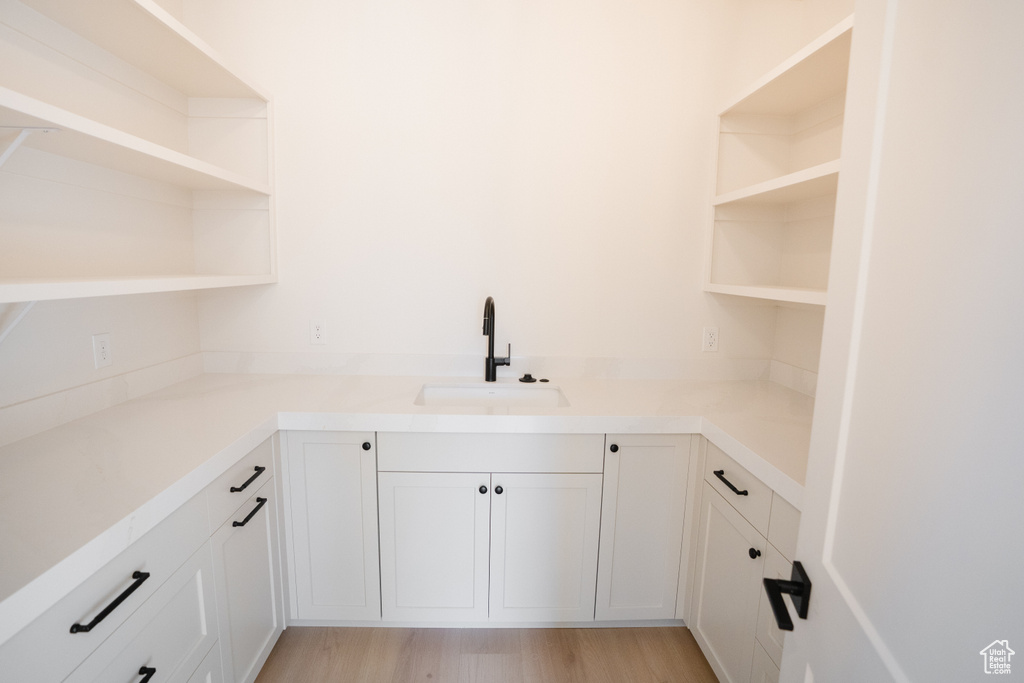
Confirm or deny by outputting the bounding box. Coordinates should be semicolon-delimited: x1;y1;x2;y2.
186;0;787;378
0;294;202;446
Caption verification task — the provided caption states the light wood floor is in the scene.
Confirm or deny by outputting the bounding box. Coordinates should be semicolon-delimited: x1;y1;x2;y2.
254;626;718;683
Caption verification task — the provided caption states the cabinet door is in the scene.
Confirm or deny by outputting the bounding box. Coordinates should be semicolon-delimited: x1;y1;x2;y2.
211;479;283;683
691;483;767;683
755;544;791;667
489;473;603;623
378;471;491;621
284;431;380;621
187;644;224;683
596;435;690;620
750;641;780;683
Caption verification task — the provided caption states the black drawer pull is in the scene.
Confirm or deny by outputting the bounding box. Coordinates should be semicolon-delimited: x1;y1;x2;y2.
70;571;150;633
233;497;268;527
713;470;748;496
230;465;267;492
138;666;157;683
763;561;812;632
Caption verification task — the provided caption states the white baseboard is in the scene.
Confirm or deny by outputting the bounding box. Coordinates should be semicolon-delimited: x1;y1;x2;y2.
284;618;688;629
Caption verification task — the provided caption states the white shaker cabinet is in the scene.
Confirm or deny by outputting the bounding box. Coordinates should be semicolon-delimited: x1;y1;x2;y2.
489;472;602;623
690;441;802;683
378;471;602;623
210;477;283;683
376;432;605;624
283;431;381;621
378;471;491;622
595;434;692;621
691;482;767;683
64;542;218;683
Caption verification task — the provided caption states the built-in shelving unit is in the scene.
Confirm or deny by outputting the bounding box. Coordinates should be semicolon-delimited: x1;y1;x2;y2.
703;17;853;306
0;0;275;303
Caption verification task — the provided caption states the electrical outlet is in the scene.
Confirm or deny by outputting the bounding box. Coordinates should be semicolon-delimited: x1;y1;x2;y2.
702;326;719;352
92;333;112;368
310;320;327;345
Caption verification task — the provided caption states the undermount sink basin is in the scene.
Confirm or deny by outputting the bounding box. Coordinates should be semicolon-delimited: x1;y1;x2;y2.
414;382;570;408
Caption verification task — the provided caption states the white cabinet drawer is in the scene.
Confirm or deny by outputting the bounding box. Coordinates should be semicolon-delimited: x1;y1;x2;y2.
207;437;274;533
705;443;772;536
377;432;604;473
0;494;209;683
65;543;219;683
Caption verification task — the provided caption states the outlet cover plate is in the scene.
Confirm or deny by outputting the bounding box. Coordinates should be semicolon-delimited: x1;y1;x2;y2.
310;320;327;345
702;326;719;352
92;333;112;368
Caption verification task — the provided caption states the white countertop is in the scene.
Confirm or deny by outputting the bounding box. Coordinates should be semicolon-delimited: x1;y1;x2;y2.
0;373;814;645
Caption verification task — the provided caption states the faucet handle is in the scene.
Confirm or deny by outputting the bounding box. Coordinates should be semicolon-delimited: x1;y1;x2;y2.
500;343;511;366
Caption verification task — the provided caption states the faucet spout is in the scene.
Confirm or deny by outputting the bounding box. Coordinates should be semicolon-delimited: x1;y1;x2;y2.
482;296;510;382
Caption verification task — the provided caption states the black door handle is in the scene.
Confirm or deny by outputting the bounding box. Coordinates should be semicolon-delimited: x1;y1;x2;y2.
233;497;268;527
763;561;812;631
138;666;157;683
713;470;748;496
70;571;150;633
230;465;266;492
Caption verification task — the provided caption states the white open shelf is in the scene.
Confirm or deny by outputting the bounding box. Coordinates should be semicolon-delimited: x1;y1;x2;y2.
0;89;269;193
0;274;277;304
713;160;839;208
704;16;852;308
0;0;276;304
703;282;827;307
721;16;853;117
17;0;268;99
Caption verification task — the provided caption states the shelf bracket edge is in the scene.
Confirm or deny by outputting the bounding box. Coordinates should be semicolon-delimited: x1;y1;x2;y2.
0;301;37;347
0;127;60;170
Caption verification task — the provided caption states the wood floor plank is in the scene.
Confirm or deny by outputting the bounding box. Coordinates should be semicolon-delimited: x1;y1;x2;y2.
460;629;522;655
520;629;586;683
254;626;328;683
576;629;661;683
389;628;462;683
635;627;720;683
459;654;524;683
255;627;718;683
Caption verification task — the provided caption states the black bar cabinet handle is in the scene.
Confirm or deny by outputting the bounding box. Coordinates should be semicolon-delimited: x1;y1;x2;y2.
138;666;157;683
70;571;150;633
233;497;268;527
230;465;266;492
713;470;748;496
763;561;812;632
